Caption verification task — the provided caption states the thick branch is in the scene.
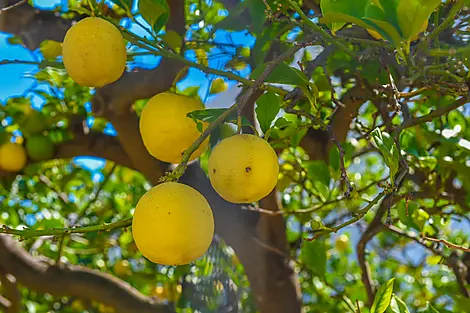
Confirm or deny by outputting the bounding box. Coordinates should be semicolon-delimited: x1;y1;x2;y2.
0;235;173;313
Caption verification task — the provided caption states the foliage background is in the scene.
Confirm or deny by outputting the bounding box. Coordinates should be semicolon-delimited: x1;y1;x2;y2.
0;0;469;313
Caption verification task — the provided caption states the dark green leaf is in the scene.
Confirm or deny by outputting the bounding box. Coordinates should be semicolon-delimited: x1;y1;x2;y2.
370;277;395;313
247;0;266;34
306;160;331;202
139;0;169;33
251;62;309;86
300;239;327;278
255;92;281;133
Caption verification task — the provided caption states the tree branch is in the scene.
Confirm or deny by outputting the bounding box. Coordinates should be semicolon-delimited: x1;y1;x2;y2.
0;235;173;313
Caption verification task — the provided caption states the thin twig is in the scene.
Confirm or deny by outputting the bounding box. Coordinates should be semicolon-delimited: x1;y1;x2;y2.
165;43;306;181
0;0;27;14
416;0;466;52
0;218;132;240
421;236;470;252
400;95;468;130
252;237;357;313
285;0;356;57
284;106;353;197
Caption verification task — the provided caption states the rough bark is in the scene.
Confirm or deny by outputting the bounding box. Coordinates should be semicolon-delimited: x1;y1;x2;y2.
0;235;174;313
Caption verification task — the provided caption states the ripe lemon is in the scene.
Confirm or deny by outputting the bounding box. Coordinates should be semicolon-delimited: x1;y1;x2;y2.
0;142;27;172
139;92;209;164
367;20;428;41
62;17;127;87
26;136;54;161
132;182;214;265
208;134;279;203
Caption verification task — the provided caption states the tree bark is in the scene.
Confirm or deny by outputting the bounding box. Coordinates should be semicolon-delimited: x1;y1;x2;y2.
0;235;174;313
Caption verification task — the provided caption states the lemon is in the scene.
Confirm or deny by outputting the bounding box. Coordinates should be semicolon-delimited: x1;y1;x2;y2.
62;17;127;87
39;40;62;60
367;20;428;42
0;142;27;172
113;259;131;277
139;92;209;164
208;134;279;203
335;234;349;252
20;110;47;136
132;182;214;265
210;78;228;94
25;136;54;161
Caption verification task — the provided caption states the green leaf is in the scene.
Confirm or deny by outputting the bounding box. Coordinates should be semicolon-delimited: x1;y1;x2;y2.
371;128;399;185
396;0;440;41
320;0;346;34
255;92;281;133
306;160;331;202
187;108;252;127
390;294;410;313
109;0;133;11
250;62;309;86
247;0;266;34
300;239;327;278
370;277;395;313
138;0;169;33
453;295;470;312
418;156;437;171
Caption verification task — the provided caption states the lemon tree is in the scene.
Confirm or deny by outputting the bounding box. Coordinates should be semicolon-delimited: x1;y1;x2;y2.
0;1;468;313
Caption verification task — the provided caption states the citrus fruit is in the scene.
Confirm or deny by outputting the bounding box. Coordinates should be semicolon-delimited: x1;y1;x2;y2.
132;182;214;265
39;40;62;60
20;110;47;136
113;259;131;276
367;20;428;42
210;78;228;94
25;136;54;161
139;92;209;164
208;134;279;203
335;234;349;252
62;17;127;87
0;142;27;172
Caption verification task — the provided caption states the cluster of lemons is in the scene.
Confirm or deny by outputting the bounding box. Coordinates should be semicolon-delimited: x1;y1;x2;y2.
62;17;280;266
0;110;54;172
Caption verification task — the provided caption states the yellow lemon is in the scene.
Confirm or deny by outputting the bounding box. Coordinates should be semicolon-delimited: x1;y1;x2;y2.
210;78;228;94
139;92;209;164
0;142;27;172
335;234;349;252
113;259;131;276
208;134;279;203
62;17;127;87
367;20;428;42
132;182;214;265
39;40;62;60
